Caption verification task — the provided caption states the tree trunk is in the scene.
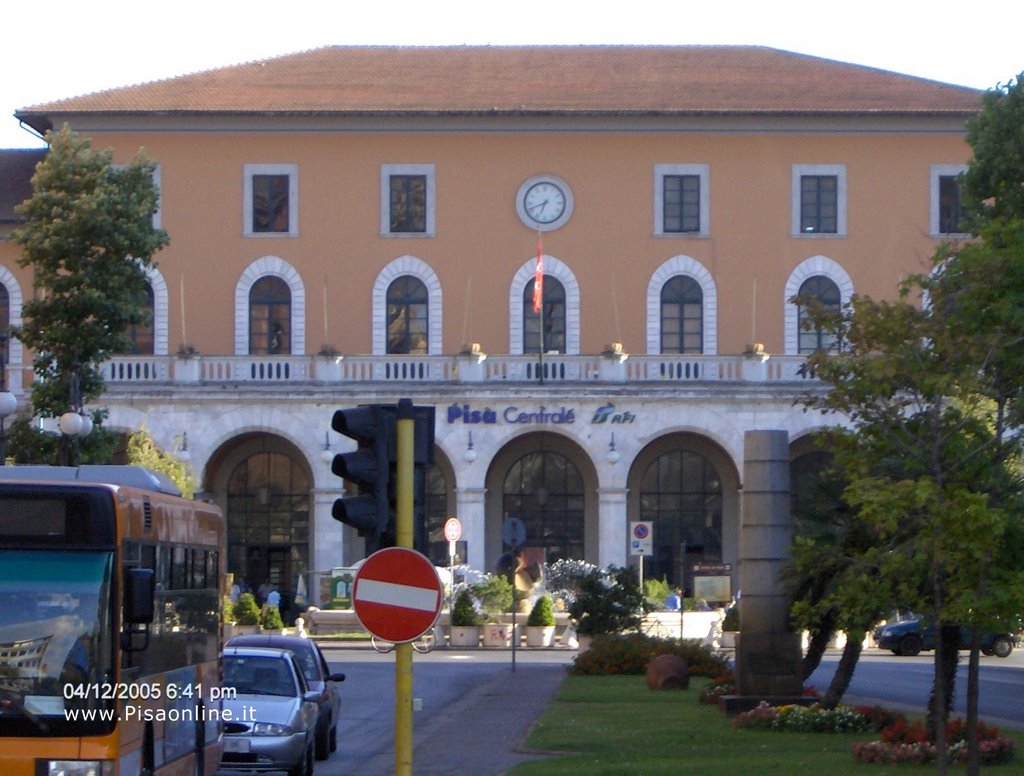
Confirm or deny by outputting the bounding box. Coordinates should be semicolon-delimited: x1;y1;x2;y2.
802;609;838;681
822;629;863;709
966;631;982;776
928;622;960;774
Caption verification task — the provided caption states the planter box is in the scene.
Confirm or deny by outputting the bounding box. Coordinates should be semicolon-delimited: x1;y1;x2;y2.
481;623;519;648
449;625;481;648
525;625;556;647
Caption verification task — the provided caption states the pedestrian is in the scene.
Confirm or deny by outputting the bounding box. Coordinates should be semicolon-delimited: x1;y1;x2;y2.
664;587;682;611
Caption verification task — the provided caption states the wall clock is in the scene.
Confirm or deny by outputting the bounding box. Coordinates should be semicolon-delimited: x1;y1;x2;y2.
516;175;574;231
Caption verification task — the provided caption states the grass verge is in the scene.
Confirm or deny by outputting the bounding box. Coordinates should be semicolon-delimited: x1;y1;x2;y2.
509;675;1024;775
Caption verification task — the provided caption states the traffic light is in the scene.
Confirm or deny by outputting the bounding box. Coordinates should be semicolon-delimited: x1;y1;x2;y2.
331;405;395;553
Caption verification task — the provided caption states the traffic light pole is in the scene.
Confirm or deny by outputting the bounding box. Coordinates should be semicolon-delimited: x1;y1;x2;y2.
394;399;415;776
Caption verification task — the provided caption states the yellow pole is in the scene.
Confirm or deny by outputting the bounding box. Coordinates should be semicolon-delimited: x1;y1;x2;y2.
394;399;415;776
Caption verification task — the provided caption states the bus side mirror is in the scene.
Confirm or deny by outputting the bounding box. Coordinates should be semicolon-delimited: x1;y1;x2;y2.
125;567;155;625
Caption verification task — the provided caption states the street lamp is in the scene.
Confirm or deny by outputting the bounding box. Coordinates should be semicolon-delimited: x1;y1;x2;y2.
0;333;16;465
58;365;91;465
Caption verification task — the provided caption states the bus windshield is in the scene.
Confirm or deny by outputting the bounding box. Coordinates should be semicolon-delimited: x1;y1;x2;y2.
0;550;115;735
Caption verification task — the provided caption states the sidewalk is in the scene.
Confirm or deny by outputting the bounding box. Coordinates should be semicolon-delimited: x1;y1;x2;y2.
357;662;568;776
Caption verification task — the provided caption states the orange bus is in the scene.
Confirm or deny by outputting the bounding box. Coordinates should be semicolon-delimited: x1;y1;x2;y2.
0;465;225;776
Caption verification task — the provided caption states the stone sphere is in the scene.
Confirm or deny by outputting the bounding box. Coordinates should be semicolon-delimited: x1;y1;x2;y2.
646;653;690;690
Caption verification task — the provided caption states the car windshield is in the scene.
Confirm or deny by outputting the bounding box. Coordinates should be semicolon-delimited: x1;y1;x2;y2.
224;655;298;697
0;550;116;735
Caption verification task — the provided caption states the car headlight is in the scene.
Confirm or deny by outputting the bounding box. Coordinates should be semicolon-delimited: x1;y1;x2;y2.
46;762;114;776
251;722;294;736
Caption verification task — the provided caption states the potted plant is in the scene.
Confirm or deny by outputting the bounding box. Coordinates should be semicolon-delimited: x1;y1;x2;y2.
229;591;262;636
475;574;517;647
568;565;643;650
526;595;557;647
449;588;481;647
261;604;285;633
720;605;740;648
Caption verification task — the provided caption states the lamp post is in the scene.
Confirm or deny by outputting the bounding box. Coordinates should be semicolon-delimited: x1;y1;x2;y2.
0;333;16;465
58;364;92;466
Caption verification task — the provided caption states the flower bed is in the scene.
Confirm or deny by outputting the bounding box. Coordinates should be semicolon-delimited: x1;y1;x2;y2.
731;699;1016;766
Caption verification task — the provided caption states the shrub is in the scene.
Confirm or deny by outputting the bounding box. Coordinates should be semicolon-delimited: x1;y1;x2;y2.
698;674;735;704
234;592;261;626
721;606;740;631
527;595;556;627
472;573;513;615
643;576;672;608
222;596;235;624
569;565;643;637
451;588;481;627
568;633;730;677
261;604;284;630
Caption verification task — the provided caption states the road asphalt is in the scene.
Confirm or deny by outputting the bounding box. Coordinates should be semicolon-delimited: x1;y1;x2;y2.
356;661;568;776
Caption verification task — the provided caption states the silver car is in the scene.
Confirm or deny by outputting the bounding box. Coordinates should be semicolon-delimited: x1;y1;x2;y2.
226;634;346;760
220;646;319;776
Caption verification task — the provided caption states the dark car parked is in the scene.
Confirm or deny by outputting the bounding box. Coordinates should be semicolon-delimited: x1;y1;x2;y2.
874;613;1019;658
227;634;346;759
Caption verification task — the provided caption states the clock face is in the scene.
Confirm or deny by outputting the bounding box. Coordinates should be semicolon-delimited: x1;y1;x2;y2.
516;175;573;231
524;182;566;224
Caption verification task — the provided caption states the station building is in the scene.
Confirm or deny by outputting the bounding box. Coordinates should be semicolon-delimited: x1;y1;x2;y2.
1;46;981;608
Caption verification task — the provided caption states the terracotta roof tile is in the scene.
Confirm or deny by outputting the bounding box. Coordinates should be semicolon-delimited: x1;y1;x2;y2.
17;45;982;118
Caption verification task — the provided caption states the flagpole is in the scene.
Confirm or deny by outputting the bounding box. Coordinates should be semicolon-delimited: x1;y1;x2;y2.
535;230;544;384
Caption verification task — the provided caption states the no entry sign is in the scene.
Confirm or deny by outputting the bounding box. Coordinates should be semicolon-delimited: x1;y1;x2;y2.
352;547;444;643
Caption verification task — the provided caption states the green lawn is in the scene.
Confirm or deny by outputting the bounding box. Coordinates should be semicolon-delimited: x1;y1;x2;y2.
509;676;1024;775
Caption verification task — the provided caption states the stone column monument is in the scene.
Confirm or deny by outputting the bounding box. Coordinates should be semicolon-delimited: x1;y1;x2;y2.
727;429;803;712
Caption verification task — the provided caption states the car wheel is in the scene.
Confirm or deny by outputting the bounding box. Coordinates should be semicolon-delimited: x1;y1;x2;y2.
315;716;331;760
899;634;923;656
991;635;1013;658
329;721;338;753
288;742;311;776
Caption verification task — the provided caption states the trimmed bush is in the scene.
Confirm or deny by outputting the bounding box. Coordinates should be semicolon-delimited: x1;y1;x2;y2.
451;588;481;626
234;592;261;626
527;595;556;627
261;604;284;630
569;633;730;677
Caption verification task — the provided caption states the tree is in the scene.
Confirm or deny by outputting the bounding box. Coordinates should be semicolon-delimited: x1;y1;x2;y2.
797;284;1024;774
11;125;167;463
125;428;196;498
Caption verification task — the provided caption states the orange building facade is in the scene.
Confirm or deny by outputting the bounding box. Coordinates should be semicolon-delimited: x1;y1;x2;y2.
3;46;980;610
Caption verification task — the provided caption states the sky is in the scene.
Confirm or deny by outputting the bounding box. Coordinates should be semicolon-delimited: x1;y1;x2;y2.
3;0;1021;149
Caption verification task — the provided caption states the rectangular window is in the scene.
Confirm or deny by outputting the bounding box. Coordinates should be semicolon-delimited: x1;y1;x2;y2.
381;164;436;236
663;175;701;233
243;164;298;236
390;175;427;233
252;174;290;232
800;175;838;233
654;164;709;236
792;165;846;237
938;176;963;234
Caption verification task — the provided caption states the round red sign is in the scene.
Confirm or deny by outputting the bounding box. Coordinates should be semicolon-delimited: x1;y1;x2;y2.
352;547;443;643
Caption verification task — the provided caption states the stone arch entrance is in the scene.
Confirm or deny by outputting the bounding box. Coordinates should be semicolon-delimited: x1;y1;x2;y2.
485;431;597;570
628;432;740;593
205;432;313;622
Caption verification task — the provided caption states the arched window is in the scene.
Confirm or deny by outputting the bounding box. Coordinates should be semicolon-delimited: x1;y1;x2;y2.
523;277;566;354
503;450;584;563
386;276;429;355
660;276;703;354
639;450;723;588
249;276;292;355
796;275;841;354
125;283;155;355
